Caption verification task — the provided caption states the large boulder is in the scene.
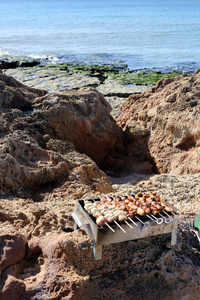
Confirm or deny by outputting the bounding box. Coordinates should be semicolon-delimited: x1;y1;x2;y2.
0;231;26;300
32;87;125;170
7;229;199;300
0;233;27;276
116;70;200;174
0;275;25;300
0;70;46;109
0;70;126;196
0;131;69;195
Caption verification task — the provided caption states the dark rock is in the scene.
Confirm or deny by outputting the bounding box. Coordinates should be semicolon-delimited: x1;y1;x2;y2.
0;58;40;70
190;100;197;107
0;60;19;69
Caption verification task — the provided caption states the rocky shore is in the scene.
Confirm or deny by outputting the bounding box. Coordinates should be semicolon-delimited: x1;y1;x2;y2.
0;64;200;299
3;65;151;118
2;57;181;116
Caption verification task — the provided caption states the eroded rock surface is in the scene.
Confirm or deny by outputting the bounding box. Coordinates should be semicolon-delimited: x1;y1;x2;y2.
116;70;200;174
0;234;27;300
32;87;125;170
5;229;198;300
0;275;25;300
1;70;200;299
0;70;126;197
0;233;27;276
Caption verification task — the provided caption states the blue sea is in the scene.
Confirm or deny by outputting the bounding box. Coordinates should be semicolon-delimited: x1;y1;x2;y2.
1;0;200;72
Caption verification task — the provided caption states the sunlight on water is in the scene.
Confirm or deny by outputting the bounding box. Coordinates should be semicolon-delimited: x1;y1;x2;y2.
0;0;200;71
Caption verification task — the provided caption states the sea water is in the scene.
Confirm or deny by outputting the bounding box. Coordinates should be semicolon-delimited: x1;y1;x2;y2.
1;0;200;72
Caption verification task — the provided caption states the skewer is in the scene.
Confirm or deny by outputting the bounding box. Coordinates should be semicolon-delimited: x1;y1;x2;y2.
128;217;142;230
135;215;145;224
105;222;115;232
150;214;163;224
163;211;177;222
172;212;188;228
124;220;134;229
159;213;171;224
135;216;150;229
114;220;126;233
144;189;175;222
146;214;157;223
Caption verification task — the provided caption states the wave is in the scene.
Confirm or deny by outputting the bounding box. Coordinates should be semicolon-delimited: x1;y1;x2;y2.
0;50;199;74
0;48;10;56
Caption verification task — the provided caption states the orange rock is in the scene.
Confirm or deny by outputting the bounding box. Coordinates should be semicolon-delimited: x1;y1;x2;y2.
116;70;200;174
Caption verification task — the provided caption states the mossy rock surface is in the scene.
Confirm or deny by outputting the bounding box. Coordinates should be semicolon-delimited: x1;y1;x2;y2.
106;71;183;85
1;56;183;87
38;64;182;86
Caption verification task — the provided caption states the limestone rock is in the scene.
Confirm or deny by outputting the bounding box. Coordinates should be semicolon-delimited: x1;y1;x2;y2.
0;275;25;300
116;70;200;174
0;70;46;109
0;222;17;236
20;233;82;299
14;230;200;300
0;233;27;276
0;69;200;299
0;70;120;197
33;87;125;170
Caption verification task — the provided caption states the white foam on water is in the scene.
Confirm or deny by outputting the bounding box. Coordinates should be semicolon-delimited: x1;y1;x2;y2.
1;0;200;71
0;48;9;56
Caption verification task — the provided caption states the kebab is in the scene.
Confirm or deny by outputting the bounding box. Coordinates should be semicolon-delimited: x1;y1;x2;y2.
84;199;140;229
84;200;125;230
105;196;150;228
84;192;174;229
107;193;173;217
84;200;138;231
131;192;174;224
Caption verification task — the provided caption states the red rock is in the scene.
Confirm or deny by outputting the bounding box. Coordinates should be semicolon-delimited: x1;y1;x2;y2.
151;76;178;92
0;234;27;276
0;275;25;300
21;234;79;299
18;230;200;300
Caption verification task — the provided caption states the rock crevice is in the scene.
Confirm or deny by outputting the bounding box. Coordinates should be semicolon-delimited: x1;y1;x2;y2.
116;70;200;174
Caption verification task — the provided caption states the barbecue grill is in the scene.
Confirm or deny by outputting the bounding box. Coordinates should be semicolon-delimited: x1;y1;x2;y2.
72;196;178;260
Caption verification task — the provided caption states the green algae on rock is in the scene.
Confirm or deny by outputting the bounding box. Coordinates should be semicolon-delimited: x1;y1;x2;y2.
106;71;183;85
